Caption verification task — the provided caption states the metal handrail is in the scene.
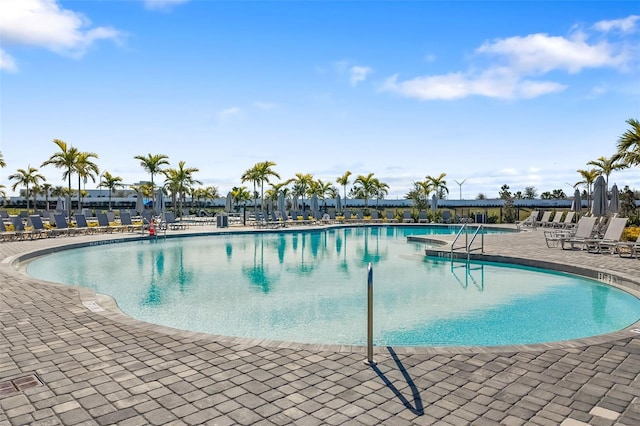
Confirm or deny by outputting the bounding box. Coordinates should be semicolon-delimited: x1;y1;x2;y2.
450;223;485;260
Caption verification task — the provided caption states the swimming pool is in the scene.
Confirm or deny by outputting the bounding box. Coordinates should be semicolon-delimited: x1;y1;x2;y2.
27;226;640;347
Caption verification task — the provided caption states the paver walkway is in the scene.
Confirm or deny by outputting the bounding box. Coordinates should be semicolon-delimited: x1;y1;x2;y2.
1;224;639;425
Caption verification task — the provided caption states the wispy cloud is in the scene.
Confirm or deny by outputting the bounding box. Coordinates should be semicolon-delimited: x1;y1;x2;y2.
0;49;17;72
142;0;190;11
349;65;373;86
0;0;124;71
218;107;241;123
380;15;638;100
253;101;279;111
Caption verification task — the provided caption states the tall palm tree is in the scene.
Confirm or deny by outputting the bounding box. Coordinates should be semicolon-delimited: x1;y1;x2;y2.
352;173;377;209
241;166;261;212
75;151;99;212
289;173;313;211
163;161;201;216
231;186;252;209
575;168;599;210
41;139;79;217
314;179;335;210
9;166;45;211
426;173;449;199
336;171;352;208
372;178;389;209
99;171;124;211
254;161;280;211
615;118;640;168
587;155;627;190
40;183;52;211
134;153;170;212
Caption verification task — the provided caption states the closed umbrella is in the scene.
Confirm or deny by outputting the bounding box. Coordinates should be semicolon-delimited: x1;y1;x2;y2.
55;198;64;212
571;188;582;213
431;194;438;211
136;193;144;215
310;194;319;218
155;189;164;215
609;183;620;214
225;192;234;213
292;195;299;212
277;192;286;212
335;194;342;214
590;176;607;217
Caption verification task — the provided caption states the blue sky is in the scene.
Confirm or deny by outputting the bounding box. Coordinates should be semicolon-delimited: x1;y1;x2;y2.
1;0;639;200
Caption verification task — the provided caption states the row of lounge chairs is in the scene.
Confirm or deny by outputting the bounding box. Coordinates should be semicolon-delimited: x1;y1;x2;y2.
544;215;639;258
517;210;577;231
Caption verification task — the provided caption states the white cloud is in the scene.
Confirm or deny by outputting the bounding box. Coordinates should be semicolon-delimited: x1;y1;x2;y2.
142;0;190;11
593;15;639;33
0;0;123;65
218;107;241;123
349;65;373;86
380;15;635;101
0;49;18;72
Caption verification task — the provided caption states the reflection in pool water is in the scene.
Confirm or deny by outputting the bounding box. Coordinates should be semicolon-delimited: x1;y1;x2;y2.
27;226;640;347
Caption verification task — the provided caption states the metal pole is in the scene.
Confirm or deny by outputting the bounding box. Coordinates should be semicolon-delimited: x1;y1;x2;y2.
364;263;376;366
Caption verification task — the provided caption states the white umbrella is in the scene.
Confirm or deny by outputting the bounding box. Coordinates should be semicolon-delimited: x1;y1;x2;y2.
277;192;286;212
225;192;234;213
590;176;607;217
55;198;64;212
292;195;299;212
571;188;582;212
431;194;438;211
310;194;319;217
335;194;342;213
609;183;620;214
136;193;144;215
155;189;164;215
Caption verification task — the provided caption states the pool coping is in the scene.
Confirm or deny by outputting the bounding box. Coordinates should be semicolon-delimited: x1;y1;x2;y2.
6;225;640;356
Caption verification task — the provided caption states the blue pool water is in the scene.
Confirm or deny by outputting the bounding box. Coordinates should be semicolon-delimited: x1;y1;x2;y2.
27;226;640;347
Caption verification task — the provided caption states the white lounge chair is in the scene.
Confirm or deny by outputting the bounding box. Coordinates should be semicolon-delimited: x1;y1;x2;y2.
561;217;625;252
516;210;538;231
615;233;640;258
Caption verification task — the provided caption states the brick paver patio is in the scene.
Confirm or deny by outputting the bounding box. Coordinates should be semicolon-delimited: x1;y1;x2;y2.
1;223;639;425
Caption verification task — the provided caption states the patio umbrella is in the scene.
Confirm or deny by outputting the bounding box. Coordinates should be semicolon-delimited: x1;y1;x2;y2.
155;189;164;215
571;188;582;213
225;192;234;213
431;194;438;211
590;175;607;217
292;195;299;212
136;193;144;215
335;194;342;213
609;183;620;214
277;192;286;212
310;194;319;218
55;198;64;212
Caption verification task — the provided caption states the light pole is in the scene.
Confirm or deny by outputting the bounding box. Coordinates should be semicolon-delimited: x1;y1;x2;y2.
455;179;467;200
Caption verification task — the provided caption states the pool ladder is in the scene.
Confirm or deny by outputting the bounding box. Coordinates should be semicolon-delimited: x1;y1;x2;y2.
450;224;484;261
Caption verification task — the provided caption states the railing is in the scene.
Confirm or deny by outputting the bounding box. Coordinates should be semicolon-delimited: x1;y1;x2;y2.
450;224;485;261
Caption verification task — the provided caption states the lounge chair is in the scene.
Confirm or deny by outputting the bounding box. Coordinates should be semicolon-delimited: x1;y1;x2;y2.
51;214;75;237
120;211;144;233
417;210;429;223
370;210;383;223
163;211;188;230
559;211;576;228
516;210;539;231
544;212;563;228
73;214;94;235
28;215;52;239
0;219;18;241
546;216;596;248
96;213;116;233
440;210;452;224
535;211;553;227
560;217;622;251
402;210;414;223
385;210;398;223
615;233;640;258
585;217;629;254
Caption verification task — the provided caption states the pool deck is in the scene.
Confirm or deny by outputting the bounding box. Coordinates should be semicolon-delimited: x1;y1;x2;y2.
1;223;639;425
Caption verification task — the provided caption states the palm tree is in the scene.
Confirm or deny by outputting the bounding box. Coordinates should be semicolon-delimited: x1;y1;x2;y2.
134;153;170;212
51;185;67;210
231;186;252;209
289;173;313;211
313;179;335;210
99;171;124;211
75;151;99;212
40;183;52;211
615;118;640;168
426;173;449;199
41;139;79;217
372;178;390;210
0;151;5;168
587;155;627;190
202;185;220;207
254;161;280;211
352;173;378;209
241;166;261;212
575;168;599;210
336;171;352;208
163;161;201;216
9;166;45;211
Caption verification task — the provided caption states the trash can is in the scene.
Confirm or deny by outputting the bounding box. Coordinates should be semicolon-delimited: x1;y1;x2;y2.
216;214;228;228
